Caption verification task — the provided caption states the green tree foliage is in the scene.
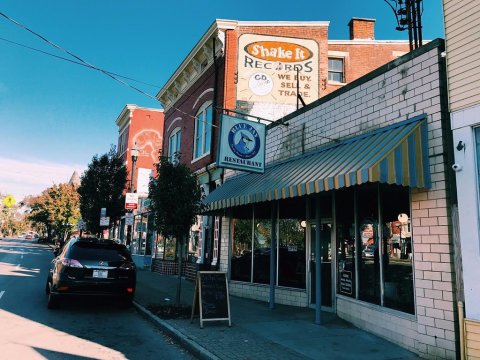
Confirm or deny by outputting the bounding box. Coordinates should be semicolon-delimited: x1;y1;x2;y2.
78;147;127;235
27;184;80;240
149;156;205;240
149;155;206;305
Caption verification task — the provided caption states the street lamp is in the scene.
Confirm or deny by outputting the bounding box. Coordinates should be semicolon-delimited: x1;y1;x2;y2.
130;144;139;193
126;144;139;246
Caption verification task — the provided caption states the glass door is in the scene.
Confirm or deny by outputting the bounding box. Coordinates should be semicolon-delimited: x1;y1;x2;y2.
309;222;332;308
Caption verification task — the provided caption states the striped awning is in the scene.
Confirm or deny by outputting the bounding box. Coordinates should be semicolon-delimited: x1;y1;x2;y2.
204;115;430;211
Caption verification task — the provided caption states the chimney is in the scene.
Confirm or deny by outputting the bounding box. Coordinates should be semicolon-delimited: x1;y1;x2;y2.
348;18;375;40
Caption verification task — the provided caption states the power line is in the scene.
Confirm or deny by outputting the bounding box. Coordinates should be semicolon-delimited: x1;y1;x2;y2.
0;37;161;88
0;11;158;102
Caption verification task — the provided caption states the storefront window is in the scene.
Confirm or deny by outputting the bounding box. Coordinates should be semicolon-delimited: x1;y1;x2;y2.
253;218;271;284
231;217;253;282
278;199;306;289
381;185;413;314
155;234;165;259
335;184;414;314
336;187;356;298
358;184;381;305
164;236;177;260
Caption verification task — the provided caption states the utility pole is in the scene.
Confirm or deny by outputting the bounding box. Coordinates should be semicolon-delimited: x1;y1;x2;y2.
385;0;423;51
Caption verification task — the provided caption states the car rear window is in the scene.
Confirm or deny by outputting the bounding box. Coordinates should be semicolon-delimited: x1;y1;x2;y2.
69;242;132;261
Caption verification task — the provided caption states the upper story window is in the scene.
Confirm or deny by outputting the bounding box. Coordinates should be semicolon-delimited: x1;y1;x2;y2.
193;102;213;160
168;127;181;163
328;58;345;83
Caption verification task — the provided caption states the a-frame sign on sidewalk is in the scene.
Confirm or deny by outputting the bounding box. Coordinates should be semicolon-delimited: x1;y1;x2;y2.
190;271;231;328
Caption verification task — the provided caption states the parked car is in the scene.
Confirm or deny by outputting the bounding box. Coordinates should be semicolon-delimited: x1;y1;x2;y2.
45;237;136;309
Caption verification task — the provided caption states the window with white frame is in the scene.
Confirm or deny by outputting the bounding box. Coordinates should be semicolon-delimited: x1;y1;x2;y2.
328;58;345;83
194;102;213;160
168;127;181;163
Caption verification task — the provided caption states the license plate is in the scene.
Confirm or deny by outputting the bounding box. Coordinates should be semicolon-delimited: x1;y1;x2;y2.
93;270;108;278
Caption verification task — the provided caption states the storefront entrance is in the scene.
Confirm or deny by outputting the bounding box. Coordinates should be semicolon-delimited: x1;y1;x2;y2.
309;221;333;310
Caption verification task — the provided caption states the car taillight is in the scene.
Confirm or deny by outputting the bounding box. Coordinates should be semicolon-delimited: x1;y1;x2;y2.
120;262;135;270
61;258;83;268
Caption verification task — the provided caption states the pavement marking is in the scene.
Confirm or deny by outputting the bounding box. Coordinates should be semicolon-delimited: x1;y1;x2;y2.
16;264;20;270
0;291;4;300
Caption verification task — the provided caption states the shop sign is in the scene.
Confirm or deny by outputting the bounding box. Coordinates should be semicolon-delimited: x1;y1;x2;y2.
339;271;353;295
236;33;319;119
125;193;138;210
217;114;266;173
100;216;110;227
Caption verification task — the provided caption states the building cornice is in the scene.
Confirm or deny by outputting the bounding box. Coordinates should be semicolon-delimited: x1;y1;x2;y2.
157;19;330;113
157;20;238;111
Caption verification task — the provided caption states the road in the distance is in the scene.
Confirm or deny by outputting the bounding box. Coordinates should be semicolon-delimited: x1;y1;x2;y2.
0;236;197;360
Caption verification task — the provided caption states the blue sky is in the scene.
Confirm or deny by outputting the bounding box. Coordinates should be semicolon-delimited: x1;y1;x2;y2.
0;0;445;201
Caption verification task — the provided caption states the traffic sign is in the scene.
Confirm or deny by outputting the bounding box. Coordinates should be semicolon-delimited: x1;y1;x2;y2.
125;213;134;226
100;217;110;226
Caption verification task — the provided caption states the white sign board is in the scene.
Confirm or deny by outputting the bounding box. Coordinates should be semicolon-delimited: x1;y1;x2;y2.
100;216;110;226
125;212;134;226
125;193;139;210
217;114;266;174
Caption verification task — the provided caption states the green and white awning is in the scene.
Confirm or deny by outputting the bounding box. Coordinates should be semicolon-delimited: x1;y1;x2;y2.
204;115;430;211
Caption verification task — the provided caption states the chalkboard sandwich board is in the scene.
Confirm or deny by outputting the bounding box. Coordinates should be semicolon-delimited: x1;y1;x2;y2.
190;271;231;328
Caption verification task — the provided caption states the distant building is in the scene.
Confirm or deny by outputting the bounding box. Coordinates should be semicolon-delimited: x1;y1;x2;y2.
155;18;410;275
115;104;164;265
68;170;81;188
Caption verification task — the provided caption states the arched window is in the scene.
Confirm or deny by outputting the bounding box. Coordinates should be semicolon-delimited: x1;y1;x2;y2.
168;127;181;163
193;102;213;160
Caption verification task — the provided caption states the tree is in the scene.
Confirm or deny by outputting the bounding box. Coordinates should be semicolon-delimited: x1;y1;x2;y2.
27;184;80;241
149;155;206;306
78;146;127;236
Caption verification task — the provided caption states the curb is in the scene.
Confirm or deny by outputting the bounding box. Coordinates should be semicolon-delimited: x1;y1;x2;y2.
133;301;220;360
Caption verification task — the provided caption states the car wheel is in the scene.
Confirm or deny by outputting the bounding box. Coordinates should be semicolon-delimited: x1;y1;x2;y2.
46;282;59;309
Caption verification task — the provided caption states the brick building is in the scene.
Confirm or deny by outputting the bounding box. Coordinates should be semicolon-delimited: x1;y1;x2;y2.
204;39;458;359
115;104;164;265
155;18;411;274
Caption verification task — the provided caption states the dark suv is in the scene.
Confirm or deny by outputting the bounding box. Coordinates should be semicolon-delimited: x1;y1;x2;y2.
45;238;136;309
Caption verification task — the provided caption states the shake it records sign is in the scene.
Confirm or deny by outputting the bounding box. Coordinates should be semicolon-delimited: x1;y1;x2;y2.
236;34;319;119
217;114;266;174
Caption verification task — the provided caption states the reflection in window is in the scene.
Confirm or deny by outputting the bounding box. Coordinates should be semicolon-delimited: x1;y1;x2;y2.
336;187;356;298
381;185;413;314
231;218;253;282
164;236;177;260
358;184;380;305
168;128;181;163
253;219;271;284
328;58;345;83
194;103;213;159
278;219;306;289
335;184;414;315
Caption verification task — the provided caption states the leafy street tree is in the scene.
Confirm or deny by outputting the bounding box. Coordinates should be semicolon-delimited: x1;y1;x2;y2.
78;147;127;236
149;155;206;306
27;184;81;241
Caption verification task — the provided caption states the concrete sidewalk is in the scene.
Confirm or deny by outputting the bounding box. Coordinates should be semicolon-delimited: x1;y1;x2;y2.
133;269;419;360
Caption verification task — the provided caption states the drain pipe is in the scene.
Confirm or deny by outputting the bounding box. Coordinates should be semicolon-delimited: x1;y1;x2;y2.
458;301;465;360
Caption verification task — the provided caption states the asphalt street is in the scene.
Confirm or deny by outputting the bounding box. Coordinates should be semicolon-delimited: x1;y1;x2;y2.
0;236;197;360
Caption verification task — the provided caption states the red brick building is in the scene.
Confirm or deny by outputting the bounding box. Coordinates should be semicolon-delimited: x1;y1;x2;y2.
115;104;164;247
155;18;410;272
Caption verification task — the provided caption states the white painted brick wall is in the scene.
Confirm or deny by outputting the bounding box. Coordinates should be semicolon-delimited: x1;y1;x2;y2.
219;43;455;359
